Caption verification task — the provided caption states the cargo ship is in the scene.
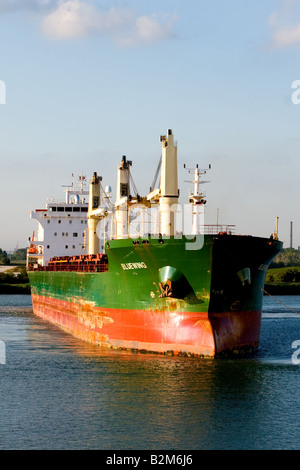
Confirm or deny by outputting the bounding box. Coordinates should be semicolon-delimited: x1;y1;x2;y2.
27;129;282;357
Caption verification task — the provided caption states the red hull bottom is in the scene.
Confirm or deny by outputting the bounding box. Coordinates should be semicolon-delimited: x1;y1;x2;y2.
31;294;261;358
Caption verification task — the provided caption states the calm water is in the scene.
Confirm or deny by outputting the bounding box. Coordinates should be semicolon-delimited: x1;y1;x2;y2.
0;294;299;450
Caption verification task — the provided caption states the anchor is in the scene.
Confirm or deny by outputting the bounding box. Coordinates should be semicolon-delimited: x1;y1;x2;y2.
159;279;173;298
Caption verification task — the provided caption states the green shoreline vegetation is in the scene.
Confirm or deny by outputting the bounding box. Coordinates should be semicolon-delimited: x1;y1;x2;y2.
264;247;300;295
0;266;30;294
0;248;30;294
1;247;300;295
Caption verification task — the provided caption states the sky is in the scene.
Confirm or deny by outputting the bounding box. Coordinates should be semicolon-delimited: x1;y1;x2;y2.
1;0;300;251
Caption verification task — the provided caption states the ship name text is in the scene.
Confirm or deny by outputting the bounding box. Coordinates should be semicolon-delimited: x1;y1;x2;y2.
121;262;147;270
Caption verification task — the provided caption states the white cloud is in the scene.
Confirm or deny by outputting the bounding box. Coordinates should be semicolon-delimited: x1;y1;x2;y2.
0;0;55;14
0;0;177;47
41;0;101;39
271;23;300;48
41;0;177;47
120;13;177;48
269;0;300;48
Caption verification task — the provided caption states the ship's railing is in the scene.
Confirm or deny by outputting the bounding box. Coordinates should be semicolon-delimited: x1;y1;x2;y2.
109;224;236;239
28;253;108;272
28;264;108;272
199;224;236;235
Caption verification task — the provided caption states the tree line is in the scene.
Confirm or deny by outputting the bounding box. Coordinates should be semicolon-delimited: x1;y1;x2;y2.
0;248;10;265
0;248;27;265
270;248;300;268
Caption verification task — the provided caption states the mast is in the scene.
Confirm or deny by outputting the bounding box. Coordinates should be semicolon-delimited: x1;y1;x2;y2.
274;216;279;240
114;155;132;239
184;163;211;235
87;172;102;254
63;174;88;205
158;129;179;237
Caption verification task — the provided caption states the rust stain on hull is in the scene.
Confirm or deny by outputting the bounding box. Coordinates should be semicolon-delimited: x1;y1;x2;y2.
31;293;262;357
31;294;216;356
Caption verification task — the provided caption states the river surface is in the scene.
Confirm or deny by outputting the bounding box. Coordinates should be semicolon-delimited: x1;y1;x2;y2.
0;294;299;450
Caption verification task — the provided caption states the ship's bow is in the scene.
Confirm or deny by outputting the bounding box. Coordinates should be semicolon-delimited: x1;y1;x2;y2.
208;235;282;356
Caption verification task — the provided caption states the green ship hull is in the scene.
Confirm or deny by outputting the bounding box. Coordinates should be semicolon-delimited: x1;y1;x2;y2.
28;234;282;357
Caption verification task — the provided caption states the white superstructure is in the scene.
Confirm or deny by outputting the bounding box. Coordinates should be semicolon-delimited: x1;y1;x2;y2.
27;175;89;266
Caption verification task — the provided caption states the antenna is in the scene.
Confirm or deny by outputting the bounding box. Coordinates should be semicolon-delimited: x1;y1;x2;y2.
183;163;212;202
184;163;211;235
